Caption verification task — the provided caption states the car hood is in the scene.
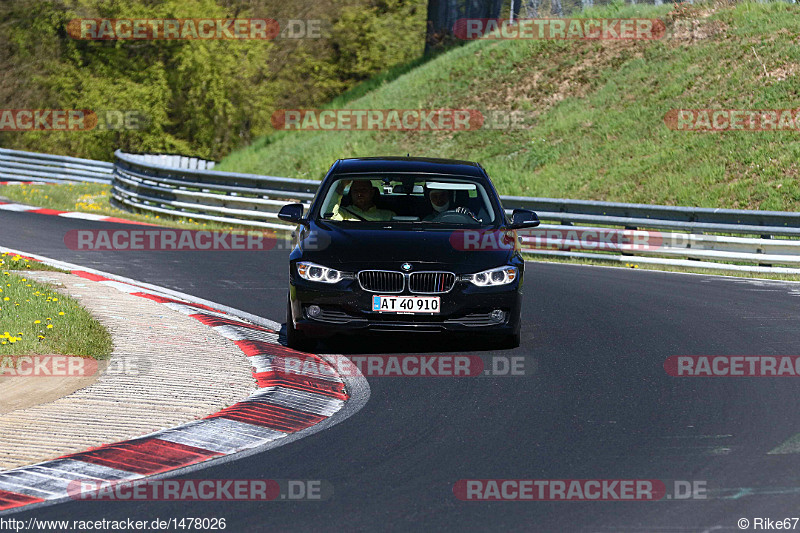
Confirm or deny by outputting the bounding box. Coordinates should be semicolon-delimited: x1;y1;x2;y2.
299;223;515;273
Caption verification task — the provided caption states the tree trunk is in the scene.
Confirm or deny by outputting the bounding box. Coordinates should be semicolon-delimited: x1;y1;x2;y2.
425;0;506;54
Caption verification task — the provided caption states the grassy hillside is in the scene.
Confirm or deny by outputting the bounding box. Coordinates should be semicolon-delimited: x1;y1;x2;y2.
218;1;800;211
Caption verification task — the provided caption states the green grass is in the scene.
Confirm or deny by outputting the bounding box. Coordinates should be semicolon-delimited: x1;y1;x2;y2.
217;1;800;212
0;253;62;273
0;256;112;358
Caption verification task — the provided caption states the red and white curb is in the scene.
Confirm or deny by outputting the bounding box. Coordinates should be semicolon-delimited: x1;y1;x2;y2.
0;200;154;226
0;247;370;514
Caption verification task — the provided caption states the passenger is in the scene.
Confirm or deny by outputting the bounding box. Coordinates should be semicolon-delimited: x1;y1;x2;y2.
330;179;395;221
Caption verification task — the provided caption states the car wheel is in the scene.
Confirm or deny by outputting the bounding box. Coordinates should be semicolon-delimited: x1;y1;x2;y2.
286;296;315;352
501;330;521;349
500;313;522;349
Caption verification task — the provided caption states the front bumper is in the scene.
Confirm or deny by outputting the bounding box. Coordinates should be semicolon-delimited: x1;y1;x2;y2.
289;275;522;337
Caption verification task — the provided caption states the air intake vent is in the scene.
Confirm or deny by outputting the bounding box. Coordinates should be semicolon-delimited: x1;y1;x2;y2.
409;272;455;294
358;270;404;293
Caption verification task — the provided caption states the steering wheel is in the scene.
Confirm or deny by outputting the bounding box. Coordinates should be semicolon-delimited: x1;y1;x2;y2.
432;209;480;224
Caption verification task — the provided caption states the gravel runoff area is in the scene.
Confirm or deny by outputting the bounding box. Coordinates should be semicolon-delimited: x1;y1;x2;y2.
0;271;254;471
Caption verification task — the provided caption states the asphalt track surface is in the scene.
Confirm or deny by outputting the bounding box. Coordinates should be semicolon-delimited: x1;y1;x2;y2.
3;209;800;532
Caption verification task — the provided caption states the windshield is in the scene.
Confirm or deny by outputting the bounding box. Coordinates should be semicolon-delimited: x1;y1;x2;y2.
316;175;498;226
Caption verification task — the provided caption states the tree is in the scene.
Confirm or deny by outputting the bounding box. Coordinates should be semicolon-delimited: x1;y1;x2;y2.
424;0;504;54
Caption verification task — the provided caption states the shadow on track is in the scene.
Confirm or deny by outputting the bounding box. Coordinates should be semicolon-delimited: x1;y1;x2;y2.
280;326;517;355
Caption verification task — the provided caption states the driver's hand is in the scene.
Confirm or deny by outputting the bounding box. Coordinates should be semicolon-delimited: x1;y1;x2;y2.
336;180;352;194
455;206;479;221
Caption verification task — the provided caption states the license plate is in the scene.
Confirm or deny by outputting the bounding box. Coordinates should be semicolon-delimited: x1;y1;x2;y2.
372;295;440;314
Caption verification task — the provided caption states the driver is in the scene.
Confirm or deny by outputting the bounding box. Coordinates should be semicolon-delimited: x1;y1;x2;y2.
330;179;395;221
423;185;479;222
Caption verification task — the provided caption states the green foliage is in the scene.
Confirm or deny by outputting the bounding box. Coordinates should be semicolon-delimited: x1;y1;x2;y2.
0;0;276;159
0;0;427;161
268;0;427;109
217;1;800;212
332;0;425;82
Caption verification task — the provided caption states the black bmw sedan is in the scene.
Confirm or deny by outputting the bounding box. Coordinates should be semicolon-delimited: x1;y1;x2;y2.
278;157;539;350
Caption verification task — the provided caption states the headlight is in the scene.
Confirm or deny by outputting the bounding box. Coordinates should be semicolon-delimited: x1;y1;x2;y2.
463;266;517;287
296;262;349;283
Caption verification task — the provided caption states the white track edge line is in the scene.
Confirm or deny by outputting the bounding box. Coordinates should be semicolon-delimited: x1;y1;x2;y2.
0;246;370;516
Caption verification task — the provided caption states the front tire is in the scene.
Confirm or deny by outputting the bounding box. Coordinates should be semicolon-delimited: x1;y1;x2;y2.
286;296;315;352
501;312;522;349
501;330;521;349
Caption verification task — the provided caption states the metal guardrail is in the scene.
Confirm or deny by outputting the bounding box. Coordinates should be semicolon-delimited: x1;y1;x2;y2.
0;147;113;184
3;147;800;274
108;150;800;273
120;153;217;171
111;150;319;231
515;224;800;274
503;196;800;238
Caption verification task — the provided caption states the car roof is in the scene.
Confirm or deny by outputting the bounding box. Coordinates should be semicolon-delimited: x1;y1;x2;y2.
333;157;486;178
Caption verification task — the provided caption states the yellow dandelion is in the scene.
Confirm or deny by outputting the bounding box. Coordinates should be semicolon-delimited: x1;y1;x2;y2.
34;320;41;324
46;324;53;329
58;311;65;316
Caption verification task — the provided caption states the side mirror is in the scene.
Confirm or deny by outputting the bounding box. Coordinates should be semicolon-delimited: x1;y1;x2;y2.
278;203;305;224
507;209;540;230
